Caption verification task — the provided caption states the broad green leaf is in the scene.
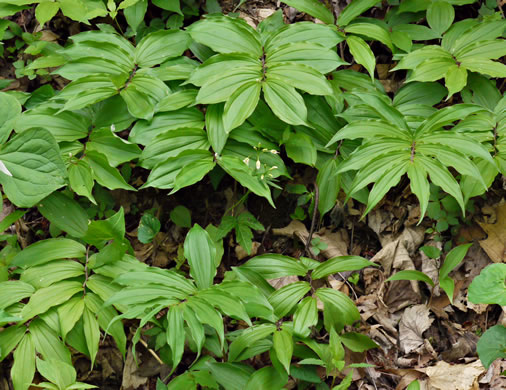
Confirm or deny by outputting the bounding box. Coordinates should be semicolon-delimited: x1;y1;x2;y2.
347;35;376;80
35;2;59;25
83;306;100;368
120;85;156;121
427;1;454;35
184;224;217;290
317;158;340;217
63;87;118;112
228;324;276;362
0;91;21;143
187;296;225;348
407;162;430;220
114;269;196;294
266;63;333;96
340;332;378;352
137;213;161;244
21;260;84;289
316;288;360;327
198;287;251;325
345;22;393;51
83;207;125;244
266;42;346;74
266;22;343;50
206;362;254;390
0;326;26;361
157;89;197;112
11;238;86;268
22;281;83;320
407;380;420;390
69;161;96;204
36;358;77;390
57;297;85;341
84;151;136;191
326;120;409;145
135;29;190;67
0;209;26;233
451;20;505;54
240;254;308;279
461;58;506;78
285;132;317;166
152;0;181;13
269;281;311;318
12;333;35;390
468;263;506;306
171;157;216;194
30;318;71;363
445;64;467;98
337;0;378;26
439;243;472;280
188;14;262;57
455;40;506;62
87;128;141;167
182;305;205;358
408;58;454;83
206;104;228;154
386;270;435;287
38;192;89;238
312;256;377;279
393;82;447;107
262;79;308;126
476;325;506;369
0;280;35;310
0;129;66;208
223;81;261;132
170;205;192;228
293;296;318;338
280;0;334;24
124;0;147;33
421;245;441;260
356;92;408;130
140;128;209;169
245;365;287;390
166;305;185;372
392;46;452;71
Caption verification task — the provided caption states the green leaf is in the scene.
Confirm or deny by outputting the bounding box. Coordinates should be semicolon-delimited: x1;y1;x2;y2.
84;151;136;191
156;89;198;112
461;58;506;78
346;35;376;81
124;0;147;33
206;362;253;390
245;365;287;390
36;358;77;390
337;0;378;27
280;0;334;24
0;326;26;361
407;161;430;221
408;58;454;83
170;205;192;228
312;256;378;279
187;15;262;57
420;245;441;259
206;104;228;154
266;22;342;50
38;192;89;238
0;281;35;310
152;0;181;13
269;281;311;318
30;318;71;364
166;304;185;372
184;224;217;290
135;29;190;67
87;128;141;167
22;281;83;320
316;288;360;329
171;158;216;194
35;1;59;25
240;254;308;279
285;132;317;166
0;209;26;233
69;161;96;204
198;287;251;325
11;238;86;268
0;128;66;208
407;380;420;390
267;62;333;96
82;306;100;368
228;324;276;362
317;158;340;217
262;79;308;126
427;1;454;35
137;213;161;244
57;297;85;341
12;333;35;390
386;270;435;287
476;325;506;369
438;243;472;303
468;263;506;306
21;260;84;289
120;85;156;121
444;64;467;98
0;92;21;143
293;296;318;338
345;22;393;51
340;332;378;352
223;81;261;132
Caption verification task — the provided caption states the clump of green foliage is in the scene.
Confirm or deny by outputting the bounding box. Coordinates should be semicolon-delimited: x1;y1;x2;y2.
0;0;505;388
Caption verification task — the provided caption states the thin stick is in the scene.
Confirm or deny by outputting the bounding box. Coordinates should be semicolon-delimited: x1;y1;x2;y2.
305;183;319;258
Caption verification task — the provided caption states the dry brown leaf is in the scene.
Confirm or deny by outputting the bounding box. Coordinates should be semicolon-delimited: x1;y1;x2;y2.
122;347;148;390
424;360;486;390
268;275;299;289
476;201;506;263
399;304;434;354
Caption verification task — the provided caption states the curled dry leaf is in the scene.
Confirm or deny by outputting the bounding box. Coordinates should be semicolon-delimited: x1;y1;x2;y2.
424;360;486;390
399;304;434;354
476;202;506;263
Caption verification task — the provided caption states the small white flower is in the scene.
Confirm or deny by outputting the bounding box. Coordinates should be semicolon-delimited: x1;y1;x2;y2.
111;124;116;131
255;159;261;170
243;157;250;165
0;160;12;177
271;166;278;170
270;149;279;154
260;174;264;180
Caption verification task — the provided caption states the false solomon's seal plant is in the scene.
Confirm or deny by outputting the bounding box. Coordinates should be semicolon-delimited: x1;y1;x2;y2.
0;0;505;388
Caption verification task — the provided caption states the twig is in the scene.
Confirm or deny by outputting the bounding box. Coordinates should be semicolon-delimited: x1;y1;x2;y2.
138;337;165;366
